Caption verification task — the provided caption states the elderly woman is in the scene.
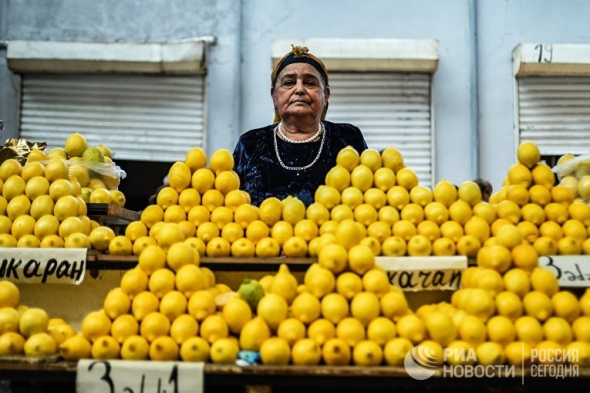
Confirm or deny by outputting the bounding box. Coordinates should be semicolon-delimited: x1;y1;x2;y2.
233;45;368;206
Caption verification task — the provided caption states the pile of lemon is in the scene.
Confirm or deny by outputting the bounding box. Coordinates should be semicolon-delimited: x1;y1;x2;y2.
0;280;78;358
0;153;125;250
37;132;126;207
58;222;420;365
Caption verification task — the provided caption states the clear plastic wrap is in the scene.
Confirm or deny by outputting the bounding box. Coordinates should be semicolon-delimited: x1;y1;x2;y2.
553;154;590;181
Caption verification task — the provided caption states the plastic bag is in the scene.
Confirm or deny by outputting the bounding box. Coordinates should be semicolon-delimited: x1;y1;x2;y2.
553;153;590;181
39;159;127;190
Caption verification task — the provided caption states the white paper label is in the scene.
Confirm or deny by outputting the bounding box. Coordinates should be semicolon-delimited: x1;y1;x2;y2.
376;256;467;291
0;248;86;284
538;255;590;287
76;359;204;393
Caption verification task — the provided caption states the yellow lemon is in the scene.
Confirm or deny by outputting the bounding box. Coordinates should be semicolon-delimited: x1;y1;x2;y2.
191;168;215;194
458;180;482;207
395;167;418;190
503;268;531;297
350;165;374;192
336;271;363;300
514;316;544;346
386;185;409;210
184;146;207;172
214;170;240;195
24;332;57;357
542;317;573;346
350;291;380;327
504;340;533;367
308;318;336;346
260;337;291;365
383;337;413;367
81;310;111;342
322;337;352;366
120;267;149;299
335;317;366;347
352;340;383;366
44;158;69;183
523;291;553;321
291;338;322;366
552;290;581;323
373;167;396;191
110;314;139;344
458;314;487;346
208;148;234;175
277;317;306;347
258;197;283;227
199;314;229;344
148;336;179;361
486;315;516;346
187;290;216;321
530;267;559;296
336;145;360;171
239;317;270;352
533;236;558;256
325;165;351;192
517;141;541;168
256;293;288;330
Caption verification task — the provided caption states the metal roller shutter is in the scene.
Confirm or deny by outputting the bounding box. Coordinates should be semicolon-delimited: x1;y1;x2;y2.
19;74;206;162
517;76;590;156
327;72;434;188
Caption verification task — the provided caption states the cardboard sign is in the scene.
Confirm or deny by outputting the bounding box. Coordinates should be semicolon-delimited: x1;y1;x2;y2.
376;256;467;291
538;255;590;287
0;248;86;284
77;359;204;393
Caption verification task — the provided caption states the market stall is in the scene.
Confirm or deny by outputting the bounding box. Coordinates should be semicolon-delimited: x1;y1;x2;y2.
0;133;589;392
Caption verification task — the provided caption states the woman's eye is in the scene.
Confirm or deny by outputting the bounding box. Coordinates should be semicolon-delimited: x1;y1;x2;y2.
305;80;318;86
283;80;295;86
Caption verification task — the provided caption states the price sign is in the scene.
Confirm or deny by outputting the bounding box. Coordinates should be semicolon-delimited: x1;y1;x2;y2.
376;256;467;291
0;248;86;284
538;255;590;287
76;359;204;393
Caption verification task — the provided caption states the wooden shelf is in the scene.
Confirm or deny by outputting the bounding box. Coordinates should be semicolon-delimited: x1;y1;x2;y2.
86;203;141;226
86;252;316;272
0;360;589;390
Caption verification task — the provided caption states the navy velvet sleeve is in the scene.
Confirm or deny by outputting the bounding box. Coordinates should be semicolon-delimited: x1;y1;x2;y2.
233;121;367;207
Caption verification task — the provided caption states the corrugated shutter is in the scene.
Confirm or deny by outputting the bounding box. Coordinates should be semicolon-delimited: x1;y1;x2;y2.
19;74;205;162
327;72;433;188
518;76;590;155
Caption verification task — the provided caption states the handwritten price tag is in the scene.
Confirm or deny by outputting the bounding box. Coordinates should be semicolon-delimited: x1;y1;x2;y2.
376;256;467;291
76;359;204;393
0;248;86;284
538;255;590;287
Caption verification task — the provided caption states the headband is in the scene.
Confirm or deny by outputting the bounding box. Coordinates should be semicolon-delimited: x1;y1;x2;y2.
271;45;329;87
271;45;330;123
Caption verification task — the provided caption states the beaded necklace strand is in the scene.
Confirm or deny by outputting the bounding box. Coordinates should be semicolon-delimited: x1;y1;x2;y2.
273;122;326;171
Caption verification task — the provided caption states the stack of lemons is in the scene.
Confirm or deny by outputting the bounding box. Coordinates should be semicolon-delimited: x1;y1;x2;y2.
60;234;243;362
60;222;420;366
553;153;590;202
31;132;126;207
125;144;497;261
0;280;78;358
130;147;290;259
310;145;496;259
0;154;122;250
488;141;590;257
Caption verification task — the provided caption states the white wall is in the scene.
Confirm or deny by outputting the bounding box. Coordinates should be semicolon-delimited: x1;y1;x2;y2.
3;0;590;192
477;0;590;192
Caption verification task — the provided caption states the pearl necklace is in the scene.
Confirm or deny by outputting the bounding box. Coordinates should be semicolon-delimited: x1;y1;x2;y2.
274;122;326;171
277;122;323;143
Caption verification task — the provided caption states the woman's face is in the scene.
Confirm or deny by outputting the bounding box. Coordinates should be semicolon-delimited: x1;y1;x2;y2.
271;63;330;124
